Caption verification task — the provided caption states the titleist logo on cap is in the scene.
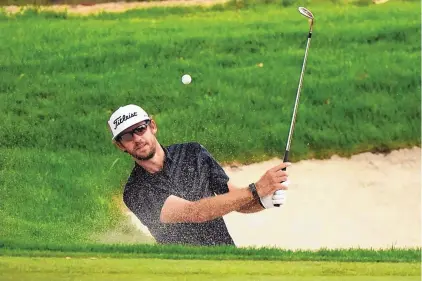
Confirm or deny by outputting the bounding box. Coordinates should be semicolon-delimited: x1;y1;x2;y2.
113;112;137;129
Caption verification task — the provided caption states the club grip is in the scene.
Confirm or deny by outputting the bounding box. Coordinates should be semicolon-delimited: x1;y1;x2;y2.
274;150;289;207
283;150;290;164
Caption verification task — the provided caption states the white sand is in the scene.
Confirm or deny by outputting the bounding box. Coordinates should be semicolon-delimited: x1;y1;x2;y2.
126;147;421;249
223;147;421;249
3;0;228;15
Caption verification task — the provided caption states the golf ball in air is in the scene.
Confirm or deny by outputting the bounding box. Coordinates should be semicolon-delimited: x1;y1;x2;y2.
181;74;192;85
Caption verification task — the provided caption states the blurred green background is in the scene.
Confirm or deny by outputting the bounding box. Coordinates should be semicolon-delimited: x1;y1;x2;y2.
0;0;420;247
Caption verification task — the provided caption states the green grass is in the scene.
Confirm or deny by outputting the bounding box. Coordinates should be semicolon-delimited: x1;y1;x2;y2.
0;256;420;281
0;1;420;248
0;147;134;245
0;1;420;162
2;243;421;262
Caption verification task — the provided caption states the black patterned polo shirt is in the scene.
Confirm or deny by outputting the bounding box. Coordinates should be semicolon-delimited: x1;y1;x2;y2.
122;142;236;246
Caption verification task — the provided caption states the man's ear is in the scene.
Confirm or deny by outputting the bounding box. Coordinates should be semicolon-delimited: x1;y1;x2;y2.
150;119;158;135
113;140;127;152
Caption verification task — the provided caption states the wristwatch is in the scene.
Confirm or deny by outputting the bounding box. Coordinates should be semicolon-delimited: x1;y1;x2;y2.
248;183;260;200
249;183;265;208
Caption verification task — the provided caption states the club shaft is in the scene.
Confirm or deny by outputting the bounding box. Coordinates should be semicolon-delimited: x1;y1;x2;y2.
285;28;313;157
275;12;314;208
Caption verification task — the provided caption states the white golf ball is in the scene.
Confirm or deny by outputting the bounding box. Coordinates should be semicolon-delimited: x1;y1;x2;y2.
181;74;192;85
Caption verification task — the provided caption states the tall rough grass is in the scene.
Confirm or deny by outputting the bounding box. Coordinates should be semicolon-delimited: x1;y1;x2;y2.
0;1;420;247
1;241;421;262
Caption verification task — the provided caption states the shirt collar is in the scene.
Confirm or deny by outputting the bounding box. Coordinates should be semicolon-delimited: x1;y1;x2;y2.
161;144;173;163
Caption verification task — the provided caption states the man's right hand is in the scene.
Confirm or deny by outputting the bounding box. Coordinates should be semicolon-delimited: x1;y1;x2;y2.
254;162;291;197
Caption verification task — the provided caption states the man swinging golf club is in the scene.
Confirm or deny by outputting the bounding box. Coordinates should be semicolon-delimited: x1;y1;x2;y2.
108;104;290;246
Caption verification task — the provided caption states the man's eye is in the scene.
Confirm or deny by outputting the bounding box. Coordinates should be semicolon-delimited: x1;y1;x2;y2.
135;126;146;133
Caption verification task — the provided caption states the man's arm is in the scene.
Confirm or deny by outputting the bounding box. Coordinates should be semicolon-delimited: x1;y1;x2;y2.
160;162;290;223
228;182;264;214
160;187;255;223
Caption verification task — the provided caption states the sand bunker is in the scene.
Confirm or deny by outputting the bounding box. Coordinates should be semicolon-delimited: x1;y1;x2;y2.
124;147;420;249
2;0;390;15
3;0;229;15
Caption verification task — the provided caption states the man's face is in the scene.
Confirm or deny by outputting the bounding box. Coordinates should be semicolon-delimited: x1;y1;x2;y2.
115;120;158;161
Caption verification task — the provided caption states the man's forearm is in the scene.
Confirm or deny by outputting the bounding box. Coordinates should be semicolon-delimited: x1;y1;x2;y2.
185;188;255;223
236;199;264;213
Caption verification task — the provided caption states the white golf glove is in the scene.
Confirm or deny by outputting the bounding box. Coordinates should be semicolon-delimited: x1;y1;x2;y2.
259;181;290;209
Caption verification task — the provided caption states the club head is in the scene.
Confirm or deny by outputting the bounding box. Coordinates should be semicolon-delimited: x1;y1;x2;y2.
298;7;314;20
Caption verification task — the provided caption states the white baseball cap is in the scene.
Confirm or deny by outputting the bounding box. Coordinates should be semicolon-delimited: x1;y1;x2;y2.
108;104;150;140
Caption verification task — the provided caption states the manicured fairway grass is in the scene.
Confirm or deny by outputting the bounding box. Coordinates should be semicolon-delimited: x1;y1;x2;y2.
0;256;420;281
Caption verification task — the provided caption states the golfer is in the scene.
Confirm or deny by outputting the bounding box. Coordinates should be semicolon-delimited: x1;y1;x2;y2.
108;104;291;246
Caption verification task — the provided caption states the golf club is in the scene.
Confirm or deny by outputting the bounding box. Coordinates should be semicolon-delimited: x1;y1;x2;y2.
274;7;314;207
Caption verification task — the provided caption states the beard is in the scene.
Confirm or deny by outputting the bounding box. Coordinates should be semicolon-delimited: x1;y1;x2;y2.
135;150;155;161
129;142;156;161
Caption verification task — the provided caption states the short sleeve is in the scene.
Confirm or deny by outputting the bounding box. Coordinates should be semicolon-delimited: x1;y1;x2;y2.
199;144;230;195
122;173;140;214
123;167;171;226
